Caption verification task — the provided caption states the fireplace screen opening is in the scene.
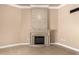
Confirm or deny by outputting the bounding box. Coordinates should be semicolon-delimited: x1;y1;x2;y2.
34;36;45;44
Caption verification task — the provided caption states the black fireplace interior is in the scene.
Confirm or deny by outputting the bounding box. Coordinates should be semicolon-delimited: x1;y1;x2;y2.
34;36;44;44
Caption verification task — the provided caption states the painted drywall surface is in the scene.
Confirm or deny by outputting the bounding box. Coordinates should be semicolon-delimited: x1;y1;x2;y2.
49;9;58;43
20;8;31;43
0;5;22;46
57;4;79;49
49;9;58;30
0;5;58;45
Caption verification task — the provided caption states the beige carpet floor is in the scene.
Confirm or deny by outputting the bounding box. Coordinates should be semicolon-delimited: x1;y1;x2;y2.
0;45;76;55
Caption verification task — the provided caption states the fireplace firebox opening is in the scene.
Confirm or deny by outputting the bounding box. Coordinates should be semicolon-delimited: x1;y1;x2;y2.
34;36;45;44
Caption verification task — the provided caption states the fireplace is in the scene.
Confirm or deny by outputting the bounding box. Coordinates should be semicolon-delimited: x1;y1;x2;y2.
31;8;49;46
30;32;50;46
34;36;45;44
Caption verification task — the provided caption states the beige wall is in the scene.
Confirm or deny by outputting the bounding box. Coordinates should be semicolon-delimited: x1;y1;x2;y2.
0;5;22;46
20;8;31;43
49;9;58;30
0;5;32;45
49;9;58;43
0;5;58;46
57;4;79;49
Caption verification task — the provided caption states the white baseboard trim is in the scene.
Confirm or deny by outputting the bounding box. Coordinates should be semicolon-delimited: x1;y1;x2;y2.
0;42;79;54
0;43;30;49
50;43;79;54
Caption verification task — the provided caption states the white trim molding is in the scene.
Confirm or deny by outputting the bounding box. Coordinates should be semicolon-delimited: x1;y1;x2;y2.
7;4;67;9
0;42;79;54
0;43;30;49
49;4;66;9
7;4;31;8
48;7;59;9
57;4;66;8
30;5;49;8
50;43;79;54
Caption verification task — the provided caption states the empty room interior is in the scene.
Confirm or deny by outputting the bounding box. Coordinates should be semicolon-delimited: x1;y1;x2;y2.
0;4;79;55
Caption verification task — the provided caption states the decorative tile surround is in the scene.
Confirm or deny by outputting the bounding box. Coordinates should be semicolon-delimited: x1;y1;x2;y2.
31;8;48;32
31;8;50;45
